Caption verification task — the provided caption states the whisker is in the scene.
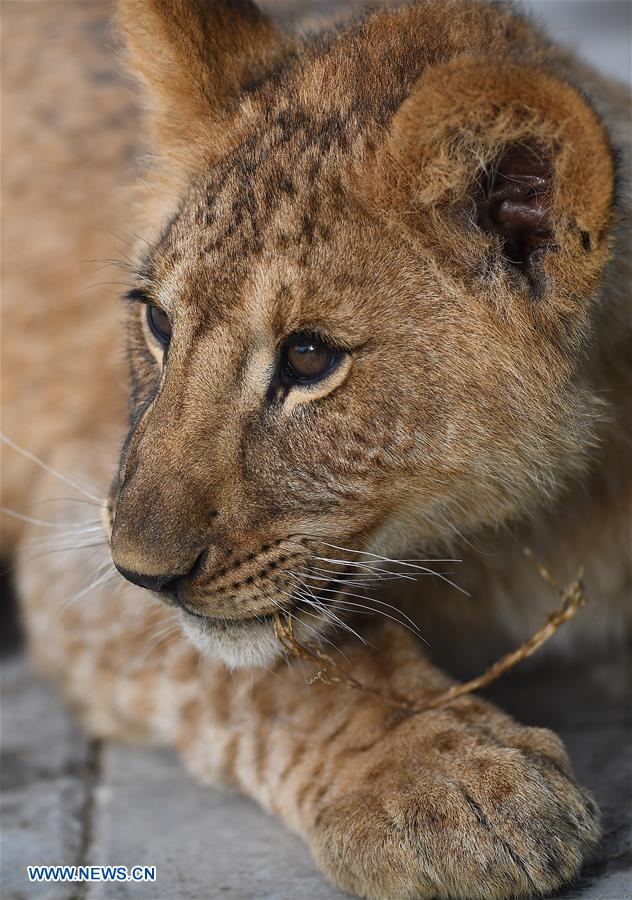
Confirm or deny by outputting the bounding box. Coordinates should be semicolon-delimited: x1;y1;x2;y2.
319;543;469;595
396;557;461;564
300;564;399;586
1;434;103;502
12;542;108;573
84;280;134;291
109;230;135;248
273;588;355;658
26;526;104;549
1;507;101;530
285;581;368;648
303;563;462;589
130;230;154;249
311;555;418;582
132;621;183;666
295;569;427;643
26;497;101;510
301;566;412;588
53;566;118;623
323;596;428;645
80;257;138;273
24;523;104;543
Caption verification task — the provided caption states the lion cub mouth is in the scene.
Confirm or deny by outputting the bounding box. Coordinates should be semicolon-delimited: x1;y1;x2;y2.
180;564;355;626
180;603;281;627
104;510;357;665
177;566;360;668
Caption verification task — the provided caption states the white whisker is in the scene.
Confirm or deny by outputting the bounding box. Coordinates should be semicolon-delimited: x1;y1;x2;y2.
19;547;105;570
301;566;410;588
319;543;468;595
286;581;369;648
304;565;410;585
312;555;418;582
1;434;103;503
300;564;396;586
27;496;102;510
132;621;183;666
273;588;356;657
324;597;428;645
295;568;428;644
53;566;118;623
2;507;101;530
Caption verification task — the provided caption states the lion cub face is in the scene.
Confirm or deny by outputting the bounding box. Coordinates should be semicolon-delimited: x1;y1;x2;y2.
108;0;614;666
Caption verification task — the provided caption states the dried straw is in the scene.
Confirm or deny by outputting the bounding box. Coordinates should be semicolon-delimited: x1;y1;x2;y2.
274;547;587;714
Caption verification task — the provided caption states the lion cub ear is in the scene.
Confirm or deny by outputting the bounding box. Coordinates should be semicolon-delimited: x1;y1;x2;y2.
118;0;290;169
380;59;615;299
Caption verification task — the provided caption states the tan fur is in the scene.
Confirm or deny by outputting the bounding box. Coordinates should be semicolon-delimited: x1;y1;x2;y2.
2;2;630;898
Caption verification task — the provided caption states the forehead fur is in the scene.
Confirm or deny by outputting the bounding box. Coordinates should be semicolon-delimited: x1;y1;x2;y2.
135;0;612;324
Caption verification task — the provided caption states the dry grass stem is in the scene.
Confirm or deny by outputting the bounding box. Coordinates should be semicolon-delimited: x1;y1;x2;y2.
274;547;587;714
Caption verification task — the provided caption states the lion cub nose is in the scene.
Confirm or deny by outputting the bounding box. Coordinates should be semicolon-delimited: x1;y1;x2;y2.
114;565;182;596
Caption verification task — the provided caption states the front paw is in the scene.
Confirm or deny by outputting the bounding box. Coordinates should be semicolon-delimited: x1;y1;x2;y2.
308;700;599;899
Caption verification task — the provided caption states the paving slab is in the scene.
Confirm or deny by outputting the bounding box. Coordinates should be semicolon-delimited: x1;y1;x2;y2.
85;743;345;900
0;657;345;900
1;659;93;900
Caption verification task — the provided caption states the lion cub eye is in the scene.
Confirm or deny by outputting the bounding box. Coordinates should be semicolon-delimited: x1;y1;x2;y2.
147;305;171;347
281;332;342;384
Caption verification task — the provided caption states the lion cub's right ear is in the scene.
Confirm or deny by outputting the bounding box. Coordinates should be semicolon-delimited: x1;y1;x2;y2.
118;0;291;171
376;59;615;308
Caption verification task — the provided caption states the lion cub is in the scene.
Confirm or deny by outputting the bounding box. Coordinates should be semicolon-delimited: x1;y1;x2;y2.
2;1;629;898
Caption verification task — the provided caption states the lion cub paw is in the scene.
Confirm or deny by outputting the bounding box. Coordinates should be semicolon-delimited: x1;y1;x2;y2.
308;703;599;899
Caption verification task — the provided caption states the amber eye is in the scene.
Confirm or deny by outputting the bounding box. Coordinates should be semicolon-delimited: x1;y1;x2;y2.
281;332;342;385
147;304;171;347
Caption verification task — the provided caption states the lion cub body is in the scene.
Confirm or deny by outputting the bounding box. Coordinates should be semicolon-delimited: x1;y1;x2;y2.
2;2;630;898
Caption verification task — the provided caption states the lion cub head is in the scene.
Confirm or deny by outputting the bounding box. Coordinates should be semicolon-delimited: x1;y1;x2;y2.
107;0;615;666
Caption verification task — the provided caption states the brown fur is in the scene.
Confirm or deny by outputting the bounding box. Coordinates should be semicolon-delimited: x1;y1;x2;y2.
2;2;630;898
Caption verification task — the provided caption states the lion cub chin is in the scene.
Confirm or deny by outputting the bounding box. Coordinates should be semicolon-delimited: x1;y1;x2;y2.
180;612;284;669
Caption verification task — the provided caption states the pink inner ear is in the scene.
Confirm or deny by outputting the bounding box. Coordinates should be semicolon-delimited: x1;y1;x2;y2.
478;145;555;271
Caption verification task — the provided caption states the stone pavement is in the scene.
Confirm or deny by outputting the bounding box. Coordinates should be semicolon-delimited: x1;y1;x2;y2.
1;655;343;900
2;650;630;900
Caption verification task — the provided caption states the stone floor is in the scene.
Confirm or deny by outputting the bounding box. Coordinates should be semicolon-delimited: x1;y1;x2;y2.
2;649;630;900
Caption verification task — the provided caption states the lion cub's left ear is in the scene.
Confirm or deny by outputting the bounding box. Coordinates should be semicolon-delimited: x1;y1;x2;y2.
118;0;292;171
379;59;615;301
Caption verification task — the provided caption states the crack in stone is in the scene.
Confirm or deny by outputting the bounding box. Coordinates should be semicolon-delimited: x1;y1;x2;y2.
74;738;103;900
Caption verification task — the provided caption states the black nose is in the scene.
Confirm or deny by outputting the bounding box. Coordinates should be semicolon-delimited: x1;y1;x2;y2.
114;565;181;598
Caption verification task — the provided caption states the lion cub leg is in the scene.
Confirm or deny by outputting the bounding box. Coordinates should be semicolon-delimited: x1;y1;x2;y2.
19;547;598;900
177;624;599;900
